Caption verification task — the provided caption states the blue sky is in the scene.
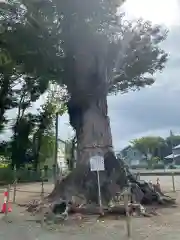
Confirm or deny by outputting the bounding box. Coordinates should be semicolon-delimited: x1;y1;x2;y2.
59;0;180;150
1;0;180;151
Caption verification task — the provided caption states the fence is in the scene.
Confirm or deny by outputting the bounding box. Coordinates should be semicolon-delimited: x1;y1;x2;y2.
0;167;55;185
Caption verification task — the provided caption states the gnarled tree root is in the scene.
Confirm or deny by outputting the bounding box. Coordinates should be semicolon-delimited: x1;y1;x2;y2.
24;154;176;220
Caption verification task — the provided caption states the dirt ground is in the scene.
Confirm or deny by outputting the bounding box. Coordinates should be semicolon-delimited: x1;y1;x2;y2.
0;176;180;239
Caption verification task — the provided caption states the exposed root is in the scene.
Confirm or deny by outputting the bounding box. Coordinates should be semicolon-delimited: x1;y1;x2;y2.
22;183;176;223
22;182;176;223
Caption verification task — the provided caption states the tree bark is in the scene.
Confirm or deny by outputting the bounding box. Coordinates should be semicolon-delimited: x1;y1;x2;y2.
76;96;113;164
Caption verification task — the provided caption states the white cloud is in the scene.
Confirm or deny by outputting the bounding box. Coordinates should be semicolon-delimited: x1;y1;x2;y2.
122;0;180;26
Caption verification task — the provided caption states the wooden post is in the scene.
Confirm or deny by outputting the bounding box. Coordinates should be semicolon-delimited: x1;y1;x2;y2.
44;165;48;180
13;167;17;203
136;172;140;181
172;172;175;192
40;172;45;227
5;184;10;221
54;112;59;184
52;164;56;184
123;187;132;238
97;170;103;215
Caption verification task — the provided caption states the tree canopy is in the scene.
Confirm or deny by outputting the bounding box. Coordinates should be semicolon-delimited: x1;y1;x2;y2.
0;0;168;98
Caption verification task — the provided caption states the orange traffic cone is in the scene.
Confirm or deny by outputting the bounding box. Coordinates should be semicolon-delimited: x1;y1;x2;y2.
1;190;12;213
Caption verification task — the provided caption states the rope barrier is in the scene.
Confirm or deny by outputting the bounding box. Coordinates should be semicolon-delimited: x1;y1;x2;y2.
12;189;51;194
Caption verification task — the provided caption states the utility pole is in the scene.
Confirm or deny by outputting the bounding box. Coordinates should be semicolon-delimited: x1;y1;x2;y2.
54;112;59;184
170;130;175;164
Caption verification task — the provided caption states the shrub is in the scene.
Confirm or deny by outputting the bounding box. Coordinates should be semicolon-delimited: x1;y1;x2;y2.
0;167;44;184
0;163;9;168
0;167;14;184
16;168;42;183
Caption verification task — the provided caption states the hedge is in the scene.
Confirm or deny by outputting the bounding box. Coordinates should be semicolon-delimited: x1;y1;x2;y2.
0;167;51;185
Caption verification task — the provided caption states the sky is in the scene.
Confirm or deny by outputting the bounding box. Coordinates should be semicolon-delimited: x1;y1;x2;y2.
1;0;180;151
59;0;180;150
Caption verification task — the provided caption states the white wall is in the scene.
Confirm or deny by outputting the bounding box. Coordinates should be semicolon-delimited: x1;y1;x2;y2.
57;141;68;173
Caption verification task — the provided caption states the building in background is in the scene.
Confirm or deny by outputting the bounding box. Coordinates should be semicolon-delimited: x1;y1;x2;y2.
164;144;180;165
42;138;68;173
119;145;147;167
57;139;68;173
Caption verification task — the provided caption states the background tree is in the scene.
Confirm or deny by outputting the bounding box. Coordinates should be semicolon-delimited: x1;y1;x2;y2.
30;83;67;170
10;74;49;168
0;60;17;133
131;136;166;159
0;78;67;169
130;134;180;162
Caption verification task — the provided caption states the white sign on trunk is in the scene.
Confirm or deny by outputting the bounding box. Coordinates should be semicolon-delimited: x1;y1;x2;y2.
90;155;105;172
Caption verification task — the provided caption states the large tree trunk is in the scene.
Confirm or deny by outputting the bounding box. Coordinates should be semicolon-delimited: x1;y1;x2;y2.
50;96;128;204
49;95;175;209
